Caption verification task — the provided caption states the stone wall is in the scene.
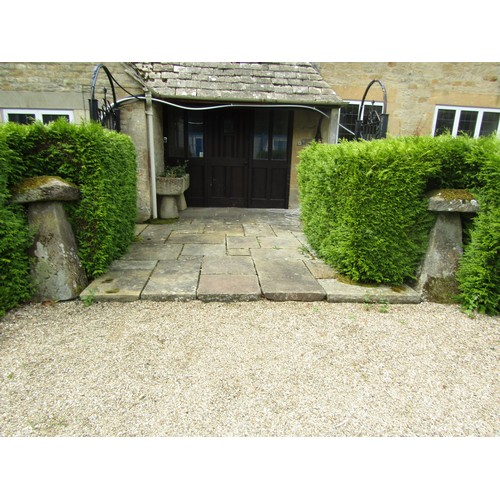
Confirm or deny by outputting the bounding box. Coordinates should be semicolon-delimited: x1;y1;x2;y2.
289;108;339;208
0;62;145;119
317;62;500;136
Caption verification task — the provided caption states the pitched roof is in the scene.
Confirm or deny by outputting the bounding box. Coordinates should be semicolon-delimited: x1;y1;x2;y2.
132;62;343;106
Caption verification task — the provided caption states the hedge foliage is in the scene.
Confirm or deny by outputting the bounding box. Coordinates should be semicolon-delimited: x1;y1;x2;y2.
297;134;500;314
0;133;33;316
0;120;137;317
456;138;500;315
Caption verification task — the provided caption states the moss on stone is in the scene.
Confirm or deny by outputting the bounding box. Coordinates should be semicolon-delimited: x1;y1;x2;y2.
12;175;77;196
147;218;178;225
423;276;460;304
335;273;379;288
427;188;476;202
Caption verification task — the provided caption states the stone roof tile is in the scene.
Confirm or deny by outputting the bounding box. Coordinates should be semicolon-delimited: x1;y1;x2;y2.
132;62;342;106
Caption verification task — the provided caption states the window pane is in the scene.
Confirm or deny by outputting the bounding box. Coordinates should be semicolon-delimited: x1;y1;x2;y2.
272;110;288;160
253;110;269;160
8;113;36;125
42;114;70;124
338;104;359;140
167;108;185;157
187;111;204;158
434;109;456;136
457;110;478;137
479;112;500;136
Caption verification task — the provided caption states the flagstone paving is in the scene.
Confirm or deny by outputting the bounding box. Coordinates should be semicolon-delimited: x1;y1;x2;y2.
80;207;421;303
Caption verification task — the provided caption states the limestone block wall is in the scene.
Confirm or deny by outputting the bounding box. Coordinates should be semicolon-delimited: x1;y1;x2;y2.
0;62;144;121
317;62;500;136
289;108;339;208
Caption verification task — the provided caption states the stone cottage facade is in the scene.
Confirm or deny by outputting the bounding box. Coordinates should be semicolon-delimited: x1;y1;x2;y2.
1;62;499;222
317;62;500;140
0;62;343;221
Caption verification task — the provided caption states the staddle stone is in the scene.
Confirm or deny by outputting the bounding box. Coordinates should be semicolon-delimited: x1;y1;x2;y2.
12;176;87;301
417;189;480;302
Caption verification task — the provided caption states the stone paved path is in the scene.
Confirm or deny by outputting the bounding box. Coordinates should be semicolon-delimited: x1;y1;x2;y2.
80;208;421;303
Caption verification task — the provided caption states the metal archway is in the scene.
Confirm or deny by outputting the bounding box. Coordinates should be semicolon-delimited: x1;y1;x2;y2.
89;64;120;131
355;79;389;140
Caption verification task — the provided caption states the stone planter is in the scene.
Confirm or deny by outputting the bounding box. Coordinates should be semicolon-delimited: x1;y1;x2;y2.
156;174;190;219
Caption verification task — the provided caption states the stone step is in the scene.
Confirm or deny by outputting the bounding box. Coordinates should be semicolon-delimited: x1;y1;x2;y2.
319;279;421;304
253;257;326;301
141;259;201;301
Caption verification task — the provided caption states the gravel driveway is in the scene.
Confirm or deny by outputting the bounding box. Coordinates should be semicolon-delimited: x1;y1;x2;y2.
0;300;498;436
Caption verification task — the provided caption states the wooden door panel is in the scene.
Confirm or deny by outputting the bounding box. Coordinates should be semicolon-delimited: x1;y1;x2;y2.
229;165;246;199
270;168;287;200
206;109;249;207
185;163;204;206
250;167;267;200
249;167;288;207
210;164;226;198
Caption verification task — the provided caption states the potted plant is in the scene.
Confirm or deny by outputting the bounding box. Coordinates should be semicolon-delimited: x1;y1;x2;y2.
156;160;190;218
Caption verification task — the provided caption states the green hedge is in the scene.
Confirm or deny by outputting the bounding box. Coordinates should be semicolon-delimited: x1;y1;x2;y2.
0;120;137;316
0;133;33;316
298;135;499;314
456;138;500;315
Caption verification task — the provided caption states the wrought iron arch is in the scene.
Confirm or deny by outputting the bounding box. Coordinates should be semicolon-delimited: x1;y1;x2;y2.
355;79;389;140
89;64;120;131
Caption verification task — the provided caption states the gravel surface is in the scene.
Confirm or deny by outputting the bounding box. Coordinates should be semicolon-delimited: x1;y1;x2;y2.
0;300;498;436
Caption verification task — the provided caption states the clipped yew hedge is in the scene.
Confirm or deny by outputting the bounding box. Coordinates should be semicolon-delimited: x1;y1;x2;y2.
0;133;33;316
456;138;500;315
0;120;137;317
297;134;500;315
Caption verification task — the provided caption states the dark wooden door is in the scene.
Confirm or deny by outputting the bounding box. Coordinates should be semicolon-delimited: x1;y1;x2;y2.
166;106;292;209
249;109;292;208
205;109;250;207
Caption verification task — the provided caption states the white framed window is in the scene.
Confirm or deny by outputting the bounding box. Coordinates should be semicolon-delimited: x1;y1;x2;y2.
2;108;74;125
432;105;500;138
338;100;384;140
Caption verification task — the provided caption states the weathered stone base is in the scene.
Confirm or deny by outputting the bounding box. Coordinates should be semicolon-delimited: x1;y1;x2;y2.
417;212;463;302
159;196;179;219
28;201;87;301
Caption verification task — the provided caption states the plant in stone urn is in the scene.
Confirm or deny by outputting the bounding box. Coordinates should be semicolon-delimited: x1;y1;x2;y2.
156;160;190;218
163;160;188;178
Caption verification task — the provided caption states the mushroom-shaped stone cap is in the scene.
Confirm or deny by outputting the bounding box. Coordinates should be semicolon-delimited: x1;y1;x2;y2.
427;189;480;213
11;176;80;204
